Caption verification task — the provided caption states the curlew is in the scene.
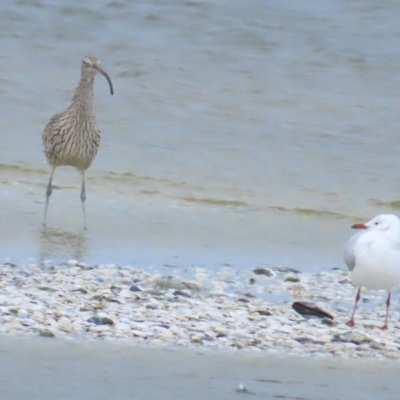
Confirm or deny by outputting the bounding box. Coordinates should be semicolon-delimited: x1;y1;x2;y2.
42;56;114;229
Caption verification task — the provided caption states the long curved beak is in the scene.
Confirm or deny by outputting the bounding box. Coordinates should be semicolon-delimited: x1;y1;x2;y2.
351;223;368;229
94;66;114;95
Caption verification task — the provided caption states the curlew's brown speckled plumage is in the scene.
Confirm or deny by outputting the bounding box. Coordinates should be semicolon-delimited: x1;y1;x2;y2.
42;56;114;229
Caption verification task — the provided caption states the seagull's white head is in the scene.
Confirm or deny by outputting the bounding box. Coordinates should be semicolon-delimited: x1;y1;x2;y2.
352;214;400;233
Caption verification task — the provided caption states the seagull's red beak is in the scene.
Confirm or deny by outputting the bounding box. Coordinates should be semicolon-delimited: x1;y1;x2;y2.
351;223;368;229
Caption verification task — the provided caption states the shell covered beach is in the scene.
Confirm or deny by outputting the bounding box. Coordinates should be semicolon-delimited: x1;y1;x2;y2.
2;1;400;397
2;260;400;361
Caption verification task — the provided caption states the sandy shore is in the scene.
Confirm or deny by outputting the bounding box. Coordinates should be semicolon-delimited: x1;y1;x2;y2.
1;262;400;399
1;336;399;400
0;261;400;361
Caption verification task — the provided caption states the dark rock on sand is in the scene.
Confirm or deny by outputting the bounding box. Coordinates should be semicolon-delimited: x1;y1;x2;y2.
88;316;114;326
253;268;275;277
292;301;334;319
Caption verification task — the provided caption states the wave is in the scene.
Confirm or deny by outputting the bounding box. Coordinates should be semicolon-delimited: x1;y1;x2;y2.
180;197;247;207
0;162;375;219
270;206;352;219
369;199;400;210
0;163;47;175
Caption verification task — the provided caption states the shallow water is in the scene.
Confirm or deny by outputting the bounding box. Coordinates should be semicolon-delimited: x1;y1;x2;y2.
1;336;399;400
1;0;400;271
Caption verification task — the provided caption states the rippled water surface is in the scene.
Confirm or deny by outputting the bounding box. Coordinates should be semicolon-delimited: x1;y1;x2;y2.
2;0;400;271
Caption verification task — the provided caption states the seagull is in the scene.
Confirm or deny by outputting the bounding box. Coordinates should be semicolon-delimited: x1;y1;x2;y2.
344;214;400;330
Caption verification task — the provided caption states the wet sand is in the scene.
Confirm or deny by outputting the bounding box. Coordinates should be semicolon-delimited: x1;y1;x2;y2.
1;336;399;400
0;173;345;273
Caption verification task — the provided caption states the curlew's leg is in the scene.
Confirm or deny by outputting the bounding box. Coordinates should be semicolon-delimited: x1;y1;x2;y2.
43;166;56;227
347;288;361;327
381;291;391;330
80;171;87;230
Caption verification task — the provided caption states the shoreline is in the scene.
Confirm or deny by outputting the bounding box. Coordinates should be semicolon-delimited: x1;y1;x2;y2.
0;261;399;361
1;336;400;400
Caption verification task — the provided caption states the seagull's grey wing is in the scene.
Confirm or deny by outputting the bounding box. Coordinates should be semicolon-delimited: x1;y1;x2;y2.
343;231;364;271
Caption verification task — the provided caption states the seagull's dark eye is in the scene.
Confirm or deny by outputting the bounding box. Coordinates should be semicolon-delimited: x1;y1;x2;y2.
375;221;379;225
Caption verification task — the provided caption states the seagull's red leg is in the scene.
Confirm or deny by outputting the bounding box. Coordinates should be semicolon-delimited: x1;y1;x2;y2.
347;288;361;327
381;291;391;330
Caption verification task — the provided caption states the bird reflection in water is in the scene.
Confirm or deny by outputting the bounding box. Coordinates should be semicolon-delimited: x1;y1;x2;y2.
39;228;88;266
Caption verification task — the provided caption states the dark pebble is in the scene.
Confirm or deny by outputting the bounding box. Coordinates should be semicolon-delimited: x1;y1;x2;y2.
294;337;326;345
173;290;191;298
72;288;88;294
292;301;334;319
256;310;272;316
253;268;274;277
144;289;164;296
129;285;143;292
88;316;114;325
274;266;301;274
